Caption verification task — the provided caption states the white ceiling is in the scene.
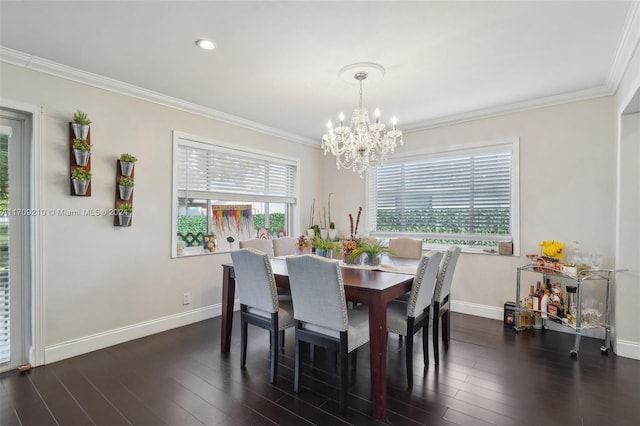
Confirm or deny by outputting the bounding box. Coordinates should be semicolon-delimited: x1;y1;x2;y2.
1;1;638;144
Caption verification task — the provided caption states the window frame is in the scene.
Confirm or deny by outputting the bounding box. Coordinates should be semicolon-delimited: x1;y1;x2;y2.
366;138;520;255
171;131;300;257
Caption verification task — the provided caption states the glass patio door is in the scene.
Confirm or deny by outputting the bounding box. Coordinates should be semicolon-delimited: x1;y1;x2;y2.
0;109;31;373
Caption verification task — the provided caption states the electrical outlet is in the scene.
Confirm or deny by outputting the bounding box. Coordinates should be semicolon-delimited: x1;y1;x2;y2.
183;292;191;305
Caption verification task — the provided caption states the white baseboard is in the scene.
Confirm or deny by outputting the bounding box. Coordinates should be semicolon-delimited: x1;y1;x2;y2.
44;299;640;364
45;304;222;364
451;300;504;321
615;339;640;360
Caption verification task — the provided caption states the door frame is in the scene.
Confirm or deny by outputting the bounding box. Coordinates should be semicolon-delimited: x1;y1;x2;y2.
0;99;44;367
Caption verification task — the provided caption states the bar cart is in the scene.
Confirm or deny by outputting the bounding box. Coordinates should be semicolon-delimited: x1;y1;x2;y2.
515;264;626;358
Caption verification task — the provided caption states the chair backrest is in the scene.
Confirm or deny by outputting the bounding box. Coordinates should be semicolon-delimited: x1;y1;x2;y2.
285;255;349;332
230;248;279;313
272;236;297;257
406;251;443;318
434;246;461;304
239;238;274;257
389;238;423;259
257;228;272;239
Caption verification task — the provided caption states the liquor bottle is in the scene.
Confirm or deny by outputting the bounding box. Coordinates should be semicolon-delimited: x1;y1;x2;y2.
533;281;541;312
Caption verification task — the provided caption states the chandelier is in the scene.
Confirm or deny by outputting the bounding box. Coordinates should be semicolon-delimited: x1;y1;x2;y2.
321;68;402;177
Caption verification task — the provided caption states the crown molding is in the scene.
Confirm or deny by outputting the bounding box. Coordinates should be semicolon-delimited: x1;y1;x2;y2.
606;0;640;92
403;85;613;133
0;46;318;147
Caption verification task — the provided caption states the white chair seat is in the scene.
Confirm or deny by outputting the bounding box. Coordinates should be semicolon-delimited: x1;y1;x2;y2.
303;307;370;351
246;299;294;331
386;300;411;336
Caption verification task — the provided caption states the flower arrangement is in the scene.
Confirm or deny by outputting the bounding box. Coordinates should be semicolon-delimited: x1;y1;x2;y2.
296;235;312;249
539;240;564;260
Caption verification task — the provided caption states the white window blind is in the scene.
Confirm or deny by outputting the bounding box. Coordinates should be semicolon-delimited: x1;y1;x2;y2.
176;143;296;203
369;142;517;250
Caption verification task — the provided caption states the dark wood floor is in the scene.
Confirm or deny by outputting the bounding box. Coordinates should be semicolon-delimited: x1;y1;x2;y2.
2;312;639;425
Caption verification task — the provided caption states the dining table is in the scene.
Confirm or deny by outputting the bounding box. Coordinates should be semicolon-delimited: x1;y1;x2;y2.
220;256;418;420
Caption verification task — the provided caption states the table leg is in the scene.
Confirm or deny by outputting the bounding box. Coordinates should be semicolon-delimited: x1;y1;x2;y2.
221;265;235;353
368;294;387;420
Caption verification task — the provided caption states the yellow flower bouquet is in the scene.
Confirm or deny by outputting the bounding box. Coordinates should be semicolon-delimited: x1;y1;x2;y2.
539;240;564;260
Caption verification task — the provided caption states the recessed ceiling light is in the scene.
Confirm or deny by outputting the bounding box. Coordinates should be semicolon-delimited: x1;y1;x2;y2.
196;39;215;50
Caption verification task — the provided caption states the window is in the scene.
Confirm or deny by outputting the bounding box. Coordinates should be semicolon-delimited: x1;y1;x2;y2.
172;132;298;256
368;139;519;253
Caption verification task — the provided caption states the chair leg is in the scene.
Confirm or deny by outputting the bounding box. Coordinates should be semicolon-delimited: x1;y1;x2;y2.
422;309;430;367
405;333;414;387
309;343;315;363
294;336;301;393
432;302;440;365
405;317;416;387
442;309;451;349
338;333;349;413
351;348;358;373
270;319;279;384
279;330;285;349
241;318;248;368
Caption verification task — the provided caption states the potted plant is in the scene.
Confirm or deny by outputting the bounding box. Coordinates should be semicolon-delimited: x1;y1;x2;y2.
72;138;91;166
349;238;396;266
312;236;340;259
328;221;337;240
117;202;133;226
118;176;134;200
72;109;91;140
71;167;91;195
296;235;312;254
119;153;138;177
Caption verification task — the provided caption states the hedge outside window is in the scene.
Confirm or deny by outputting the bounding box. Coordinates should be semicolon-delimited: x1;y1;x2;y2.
367;139;519;254
172;132;298;256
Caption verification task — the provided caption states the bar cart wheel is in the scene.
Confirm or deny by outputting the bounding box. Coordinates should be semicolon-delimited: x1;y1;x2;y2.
570;349;578;358
600;346;609;355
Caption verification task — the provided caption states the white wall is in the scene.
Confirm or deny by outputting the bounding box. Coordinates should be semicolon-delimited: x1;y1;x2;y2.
0;62;323;363
323;96;621;329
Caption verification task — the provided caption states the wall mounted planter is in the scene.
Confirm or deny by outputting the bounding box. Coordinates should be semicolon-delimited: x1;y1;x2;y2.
114;159;135;227
69;123;91;196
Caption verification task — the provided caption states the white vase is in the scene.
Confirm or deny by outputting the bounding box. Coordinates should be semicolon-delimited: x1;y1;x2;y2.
320;229;329;239
328;229;337;240
306;229;315;238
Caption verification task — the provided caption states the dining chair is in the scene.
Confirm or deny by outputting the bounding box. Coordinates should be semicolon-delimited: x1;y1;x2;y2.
272;236;297;257
388;237;423;259
389;238;423;306
432;245;461;364
285;255;370;413
386;250;442;386
239;238;275;257
230;248;294;383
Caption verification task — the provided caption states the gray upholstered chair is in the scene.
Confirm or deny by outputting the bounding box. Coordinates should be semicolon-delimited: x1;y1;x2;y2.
386;250;442;386
272;236;297;257
239;238;275;257
389;238;423;304
285;255;370;413
432;245;461;364
389;237;423;259
230;248;294;383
